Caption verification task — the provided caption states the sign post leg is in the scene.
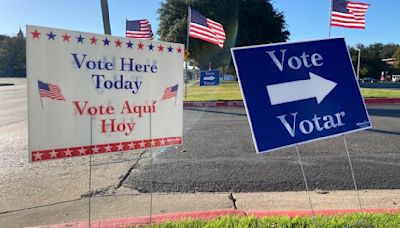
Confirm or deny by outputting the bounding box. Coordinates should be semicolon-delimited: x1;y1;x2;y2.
148;111;153;225
295;145;315;216
342;135;363;211
88;116;93;227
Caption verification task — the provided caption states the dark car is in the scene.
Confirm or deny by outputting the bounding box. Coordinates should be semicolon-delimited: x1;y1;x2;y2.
360;77;378;83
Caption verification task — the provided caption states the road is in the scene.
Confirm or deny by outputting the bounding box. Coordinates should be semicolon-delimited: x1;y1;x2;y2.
125;104;400;193
359;81;400;89
0;78;399;227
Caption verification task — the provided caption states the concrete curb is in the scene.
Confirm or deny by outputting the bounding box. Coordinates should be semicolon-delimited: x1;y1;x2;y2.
183;98;400;108
183;101;244;107
364;98;400;104
31;208;399;228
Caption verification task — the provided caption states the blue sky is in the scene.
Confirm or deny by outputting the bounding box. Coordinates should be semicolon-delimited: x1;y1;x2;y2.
1;0;399;46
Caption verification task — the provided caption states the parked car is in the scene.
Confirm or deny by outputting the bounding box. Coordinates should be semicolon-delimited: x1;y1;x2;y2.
392;75;400;82
360;77;378;83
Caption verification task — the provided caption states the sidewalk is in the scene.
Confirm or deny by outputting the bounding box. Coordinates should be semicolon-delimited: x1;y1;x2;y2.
1;189;398;227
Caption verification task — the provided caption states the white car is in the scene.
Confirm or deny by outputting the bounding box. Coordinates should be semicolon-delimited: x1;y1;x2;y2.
392;75;400;82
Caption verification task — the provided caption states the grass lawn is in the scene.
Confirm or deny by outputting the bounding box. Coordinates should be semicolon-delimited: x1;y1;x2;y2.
136;213;400;227
184;81;400;101
361;88;400;98
184;81;242;101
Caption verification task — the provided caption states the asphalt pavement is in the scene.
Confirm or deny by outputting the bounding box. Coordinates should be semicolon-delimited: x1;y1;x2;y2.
125;104;400;193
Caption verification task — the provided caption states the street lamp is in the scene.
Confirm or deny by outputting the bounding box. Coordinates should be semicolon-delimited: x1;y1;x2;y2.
355;48;361;79
100;0;111;35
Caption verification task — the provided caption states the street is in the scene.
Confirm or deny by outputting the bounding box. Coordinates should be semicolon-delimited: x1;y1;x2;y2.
127;104;400;193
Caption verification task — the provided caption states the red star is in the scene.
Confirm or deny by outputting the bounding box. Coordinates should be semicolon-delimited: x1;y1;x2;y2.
137;42;144;49
177;47;183;53
158;44;164;52
90;36;97;45
62;33;71;42
115;39;122;47
31;29;41;39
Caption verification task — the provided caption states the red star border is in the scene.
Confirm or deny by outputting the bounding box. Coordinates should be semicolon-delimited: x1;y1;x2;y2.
31;29;41;39
62;33;71;42
90;36;97;45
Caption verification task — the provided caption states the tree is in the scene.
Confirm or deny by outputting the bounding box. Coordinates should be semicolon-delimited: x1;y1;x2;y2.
0;35;26;76
349;43;400;78
380;43;399;59
157;0;289;71
392;47;400;72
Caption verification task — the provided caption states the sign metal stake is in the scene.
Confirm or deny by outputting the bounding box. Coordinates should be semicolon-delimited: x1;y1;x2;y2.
149;110;153;226
88;116;93;228
343;135;363;211
295;145;315;216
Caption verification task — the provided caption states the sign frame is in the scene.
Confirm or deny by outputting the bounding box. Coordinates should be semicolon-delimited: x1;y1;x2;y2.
200;70;220;86
231;38;372;154
27;25;184;162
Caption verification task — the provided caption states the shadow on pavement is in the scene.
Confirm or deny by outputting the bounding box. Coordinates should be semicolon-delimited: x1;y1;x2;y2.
368;109;400;118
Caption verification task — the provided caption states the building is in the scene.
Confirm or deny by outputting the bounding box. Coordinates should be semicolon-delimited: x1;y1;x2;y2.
17;27;24;39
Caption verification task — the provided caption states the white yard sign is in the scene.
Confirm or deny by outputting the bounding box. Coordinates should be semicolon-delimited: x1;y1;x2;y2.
27;25;184;162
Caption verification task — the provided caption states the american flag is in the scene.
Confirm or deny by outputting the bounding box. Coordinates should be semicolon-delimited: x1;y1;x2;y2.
189;8;226;48
161;84;178;100
126;19;154;40
331;0;370;29
38;80;65;101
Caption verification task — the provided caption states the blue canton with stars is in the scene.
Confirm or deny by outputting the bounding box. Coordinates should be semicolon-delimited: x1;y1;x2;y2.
332;0;350;13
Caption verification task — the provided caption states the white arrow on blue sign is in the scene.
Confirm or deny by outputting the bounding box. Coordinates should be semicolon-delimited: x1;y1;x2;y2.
204;76;216;81
231;38;371;153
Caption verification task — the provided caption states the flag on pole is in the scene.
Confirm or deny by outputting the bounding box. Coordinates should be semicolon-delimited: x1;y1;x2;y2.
330;0;370;29
126;19;154;40
38;80;66;101
161;84;178;100
189;8;226;48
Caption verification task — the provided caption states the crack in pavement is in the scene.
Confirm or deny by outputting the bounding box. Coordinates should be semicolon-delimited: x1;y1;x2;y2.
81;150;148;198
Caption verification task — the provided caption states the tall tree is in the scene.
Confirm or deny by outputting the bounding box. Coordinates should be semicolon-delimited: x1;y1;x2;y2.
349;43;399;78
157;0;289;71
392;47;400;72
0;35;26;76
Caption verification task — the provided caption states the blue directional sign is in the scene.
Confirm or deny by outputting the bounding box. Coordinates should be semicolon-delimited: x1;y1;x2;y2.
231;38;371;153
200;70;220;86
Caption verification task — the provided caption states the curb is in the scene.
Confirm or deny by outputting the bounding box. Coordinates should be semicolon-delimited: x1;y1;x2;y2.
183;98;400;108
184;101;244;107
364;98;400;104
30;208;399;228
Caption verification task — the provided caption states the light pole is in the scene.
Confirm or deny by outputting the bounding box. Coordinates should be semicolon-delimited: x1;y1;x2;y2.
100;0;111;35
355;48;361;79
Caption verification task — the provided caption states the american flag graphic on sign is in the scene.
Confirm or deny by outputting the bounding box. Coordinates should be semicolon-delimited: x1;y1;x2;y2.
38;80;65;101
126;19;154;40
331;0;370;29
161;84;178;100
189;8;226;48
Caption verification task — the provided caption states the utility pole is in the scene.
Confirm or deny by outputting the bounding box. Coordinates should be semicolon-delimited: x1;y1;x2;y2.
100;0;112;35
356;48;361;79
